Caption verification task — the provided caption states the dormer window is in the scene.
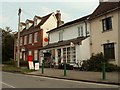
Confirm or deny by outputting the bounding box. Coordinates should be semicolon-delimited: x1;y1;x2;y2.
20;22;26;31
34;18;37;26
34;16;42;26
26;21;29;29
20;24;22;31
26;19;33;29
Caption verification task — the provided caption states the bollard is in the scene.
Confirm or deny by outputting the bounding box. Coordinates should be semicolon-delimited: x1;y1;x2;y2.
102;62;106;80
42;63;44;74
64;63;66;76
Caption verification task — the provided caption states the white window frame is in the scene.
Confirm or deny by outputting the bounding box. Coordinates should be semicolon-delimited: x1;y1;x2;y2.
78;26;83;37
24;36;27;45
20;52;22;59
59;31;63;41
34;50;38;60
29;51;32;55
26;21;29;29
34;18;37;26
34;32;38;43
29;34;32;44
20;37;22;46
80;26;83;37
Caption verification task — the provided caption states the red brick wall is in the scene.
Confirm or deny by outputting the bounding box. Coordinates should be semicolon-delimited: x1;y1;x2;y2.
16;28;43;61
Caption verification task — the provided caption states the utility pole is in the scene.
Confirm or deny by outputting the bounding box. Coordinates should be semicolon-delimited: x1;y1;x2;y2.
17;8;21;68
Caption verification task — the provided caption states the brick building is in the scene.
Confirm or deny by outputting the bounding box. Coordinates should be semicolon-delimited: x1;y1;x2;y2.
14;10;63;62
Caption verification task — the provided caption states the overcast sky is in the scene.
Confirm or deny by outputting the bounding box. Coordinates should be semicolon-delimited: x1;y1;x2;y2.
0;0;99;31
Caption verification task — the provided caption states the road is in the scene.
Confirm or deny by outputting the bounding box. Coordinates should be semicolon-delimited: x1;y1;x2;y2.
1;72;119;88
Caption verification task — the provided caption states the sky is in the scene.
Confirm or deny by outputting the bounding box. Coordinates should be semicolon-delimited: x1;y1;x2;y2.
0;0;99;32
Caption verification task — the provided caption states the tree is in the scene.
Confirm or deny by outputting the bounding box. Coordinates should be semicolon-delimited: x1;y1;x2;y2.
2;27;15;62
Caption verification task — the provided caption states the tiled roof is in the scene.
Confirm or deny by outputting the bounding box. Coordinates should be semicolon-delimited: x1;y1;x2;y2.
37;13;53;26
40;37;87;50
47;14;91;33
19;12;53;35
89;2;120;20
21;22;26;26
35;15;42;19
26;19;34;23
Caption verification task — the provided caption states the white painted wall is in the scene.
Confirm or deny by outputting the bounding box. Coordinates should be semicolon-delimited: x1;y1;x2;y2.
90;11;119;65
41;13;57;46
49;22;90;44
79;37;90;61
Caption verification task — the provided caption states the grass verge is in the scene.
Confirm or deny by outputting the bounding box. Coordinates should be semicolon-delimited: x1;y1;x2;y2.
2;65;35;74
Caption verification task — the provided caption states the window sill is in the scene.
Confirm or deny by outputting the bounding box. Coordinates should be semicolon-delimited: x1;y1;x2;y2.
108;59;115;61
102;29;112;33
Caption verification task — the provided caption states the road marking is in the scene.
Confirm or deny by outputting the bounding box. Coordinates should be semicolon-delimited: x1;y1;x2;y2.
0;82;15;88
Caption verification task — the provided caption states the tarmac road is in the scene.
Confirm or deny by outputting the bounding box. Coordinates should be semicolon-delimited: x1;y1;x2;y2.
2;72;119;88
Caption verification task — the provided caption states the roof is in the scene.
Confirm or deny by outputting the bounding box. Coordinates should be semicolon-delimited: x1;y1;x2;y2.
47;14;91;33
35;15;42;19
19;12;53;35
37;13;53;26
40;37;87;50
89;2;120;20
21;22;26;26
26;19;34;23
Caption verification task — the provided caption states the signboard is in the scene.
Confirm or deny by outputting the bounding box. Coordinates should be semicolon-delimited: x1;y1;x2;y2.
28;55;33;61
35;63;39;70
28;61;34;70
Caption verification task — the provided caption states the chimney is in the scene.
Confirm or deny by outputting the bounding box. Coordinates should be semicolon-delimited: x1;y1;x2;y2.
99;0;109;4
55;10;64;27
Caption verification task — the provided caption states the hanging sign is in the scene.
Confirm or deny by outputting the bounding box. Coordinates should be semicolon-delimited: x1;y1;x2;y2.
44;38;48;42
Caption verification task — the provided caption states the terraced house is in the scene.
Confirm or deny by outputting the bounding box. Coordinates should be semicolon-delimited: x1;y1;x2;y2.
14;10;63;61
89;2;120;66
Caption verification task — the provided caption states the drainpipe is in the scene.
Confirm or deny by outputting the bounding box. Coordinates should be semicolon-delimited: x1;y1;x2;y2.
84;20;87;37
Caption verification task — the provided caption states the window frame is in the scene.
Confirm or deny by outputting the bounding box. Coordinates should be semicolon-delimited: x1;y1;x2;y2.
24;35;27;45
59;31;63;41
29;34;32;44
34;50;38;61
102;17;112;32
103;43;115;60
20;37;22;46
78;26;83;37
34;32;38;43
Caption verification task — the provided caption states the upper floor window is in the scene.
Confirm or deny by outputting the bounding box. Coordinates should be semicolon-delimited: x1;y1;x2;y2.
59;31;63;41
34;50;38;60
34;32;38;43
29;34;32;44
103;43;115;60
34;18;37;26
26;21;29;29
102;17;112;31
20;24;22;31
78;26;83;37
20;37;22;46
24;36;27;45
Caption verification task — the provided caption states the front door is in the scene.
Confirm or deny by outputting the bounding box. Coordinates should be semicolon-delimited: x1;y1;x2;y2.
57;49;61;64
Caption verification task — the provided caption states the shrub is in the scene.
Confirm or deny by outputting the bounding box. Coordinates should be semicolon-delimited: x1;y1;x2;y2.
105;63;119;72
86;53;106;71
19;60;28;67
84;53;120;72
3;59;17;66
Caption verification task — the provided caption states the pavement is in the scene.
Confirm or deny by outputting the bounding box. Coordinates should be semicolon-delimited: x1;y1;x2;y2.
27;68;120;85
